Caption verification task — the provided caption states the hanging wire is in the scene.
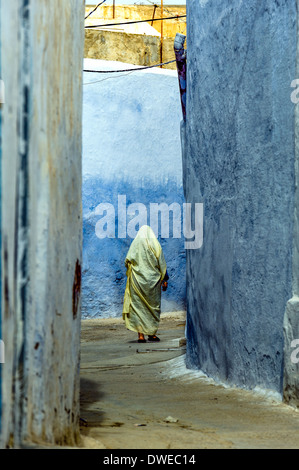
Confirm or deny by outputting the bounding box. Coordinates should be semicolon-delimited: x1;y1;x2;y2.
84;70;137;86
85;0;108;20
85;15;186;29
83;59;177;73
144;0;186;24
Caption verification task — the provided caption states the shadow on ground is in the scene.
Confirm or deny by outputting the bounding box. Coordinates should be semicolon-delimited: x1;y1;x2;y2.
80;377;106;427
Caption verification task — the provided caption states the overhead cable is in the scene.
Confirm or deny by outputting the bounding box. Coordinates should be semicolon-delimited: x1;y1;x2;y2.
85;0;107;20
144;0;186;24
83;59;176;73
85;15;186;29
84;70;136;86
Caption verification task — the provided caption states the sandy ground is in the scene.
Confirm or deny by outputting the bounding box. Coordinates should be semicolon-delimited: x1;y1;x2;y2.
78;312;299;450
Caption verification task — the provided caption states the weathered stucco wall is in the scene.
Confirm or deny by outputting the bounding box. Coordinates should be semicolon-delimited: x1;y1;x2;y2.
84;29;178;69
83;59;186;319
184;0;297;396
0;0;84;447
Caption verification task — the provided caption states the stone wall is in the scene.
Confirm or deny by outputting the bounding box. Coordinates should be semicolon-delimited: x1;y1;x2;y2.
0;0;84;447
85;29;178;69
184;0;298;397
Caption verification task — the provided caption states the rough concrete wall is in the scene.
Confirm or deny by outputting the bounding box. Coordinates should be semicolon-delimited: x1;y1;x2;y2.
83;60;186;318
84;30;177;69
184;0;296;394
0;0;84;447
283;0;299;408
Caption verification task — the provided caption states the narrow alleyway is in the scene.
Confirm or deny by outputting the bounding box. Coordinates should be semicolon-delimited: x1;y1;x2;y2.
79;313;299;449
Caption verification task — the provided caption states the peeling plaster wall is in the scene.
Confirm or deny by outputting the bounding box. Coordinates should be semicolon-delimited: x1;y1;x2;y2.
184;0;297;395
0;0;84;447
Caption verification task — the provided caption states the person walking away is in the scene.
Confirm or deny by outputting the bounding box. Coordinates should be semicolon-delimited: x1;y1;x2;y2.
122;225;169;343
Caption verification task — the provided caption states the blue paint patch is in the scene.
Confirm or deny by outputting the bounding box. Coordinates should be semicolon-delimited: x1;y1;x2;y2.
82;176;186;318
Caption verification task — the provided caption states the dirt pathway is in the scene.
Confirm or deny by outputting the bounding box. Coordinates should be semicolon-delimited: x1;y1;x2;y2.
79;312;299;449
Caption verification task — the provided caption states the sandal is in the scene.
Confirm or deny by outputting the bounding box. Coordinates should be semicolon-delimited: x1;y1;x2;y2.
148;335;160;342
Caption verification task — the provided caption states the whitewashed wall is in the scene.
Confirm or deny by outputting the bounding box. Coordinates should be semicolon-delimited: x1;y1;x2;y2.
0;0;84;447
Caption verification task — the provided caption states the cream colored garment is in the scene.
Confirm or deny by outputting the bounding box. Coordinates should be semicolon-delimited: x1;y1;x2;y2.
122;225;167;335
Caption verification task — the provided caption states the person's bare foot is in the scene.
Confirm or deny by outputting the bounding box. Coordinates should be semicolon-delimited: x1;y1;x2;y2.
138;333;146;343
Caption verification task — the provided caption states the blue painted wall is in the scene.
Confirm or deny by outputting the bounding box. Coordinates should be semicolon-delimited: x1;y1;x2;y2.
184;0;296;393
82;178;186;317
82;60;186;318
